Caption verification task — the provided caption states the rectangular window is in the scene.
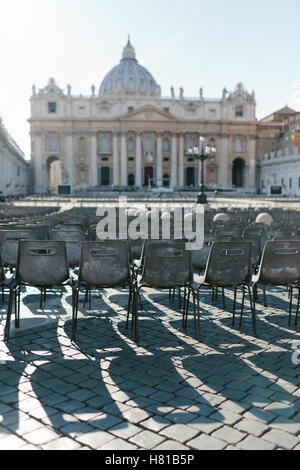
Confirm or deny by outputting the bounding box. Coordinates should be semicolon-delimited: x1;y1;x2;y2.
48;102;57;113
235;106;243;117
128;107;134;113
290;177;293;189
298;177;300;189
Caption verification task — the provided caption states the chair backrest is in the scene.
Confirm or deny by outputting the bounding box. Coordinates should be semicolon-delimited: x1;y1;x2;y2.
192;245;211;270
230;236;261;267
142;241;193;288
214;225;243;237
258;240;300;285
50;229;86;242
79;240;130;287
0;230;41;267
16;241;69;287
204;241;252;287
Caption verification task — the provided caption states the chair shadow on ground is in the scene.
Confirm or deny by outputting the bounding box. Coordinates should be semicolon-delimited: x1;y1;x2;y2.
1;287;299;437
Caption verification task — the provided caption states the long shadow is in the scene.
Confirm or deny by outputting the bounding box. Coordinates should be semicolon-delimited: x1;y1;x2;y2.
146;292;300;423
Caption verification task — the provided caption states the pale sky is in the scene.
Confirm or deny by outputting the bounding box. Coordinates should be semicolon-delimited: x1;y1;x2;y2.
1;0;300;159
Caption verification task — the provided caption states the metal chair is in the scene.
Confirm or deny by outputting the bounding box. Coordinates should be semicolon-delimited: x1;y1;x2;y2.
192;241;256;337
50;230;86;269
230;236;261;269
4;240;76;341
0;253;15;342
252;240;300;327
72;240;133;341
131;241;195;344
0;230;41;269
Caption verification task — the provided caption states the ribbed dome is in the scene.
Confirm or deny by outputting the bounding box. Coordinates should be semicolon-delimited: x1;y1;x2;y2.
99;39;160;97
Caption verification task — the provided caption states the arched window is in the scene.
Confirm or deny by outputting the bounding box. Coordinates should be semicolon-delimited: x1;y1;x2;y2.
49;136;57;152
235;138;243;153
163;139;170;152
187;137;194;151
145;136;153;152
101;136;110;152
128;138;135;152
79;137;86;152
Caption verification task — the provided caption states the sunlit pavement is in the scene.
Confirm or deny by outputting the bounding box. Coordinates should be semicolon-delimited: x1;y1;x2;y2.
0;282;299;450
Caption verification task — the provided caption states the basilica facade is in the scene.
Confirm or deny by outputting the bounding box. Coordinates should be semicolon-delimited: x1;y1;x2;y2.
29;39;257;194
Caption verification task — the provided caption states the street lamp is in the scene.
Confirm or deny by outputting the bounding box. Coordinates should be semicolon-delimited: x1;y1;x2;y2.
185;136;217;204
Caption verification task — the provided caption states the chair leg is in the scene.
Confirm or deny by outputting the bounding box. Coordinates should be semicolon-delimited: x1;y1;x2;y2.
4;287;14;342
133;287;140;346
248;284;257;337
126;284;133;330
184;288;191;330
83;288;88;309
71;287;80;342
263;285;268;308
222;288;226;310
239;285;246;329
289;285;293;327
232;288;237;328
295;287;300;328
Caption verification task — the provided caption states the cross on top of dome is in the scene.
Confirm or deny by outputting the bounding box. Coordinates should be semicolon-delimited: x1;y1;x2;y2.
122;36;136;61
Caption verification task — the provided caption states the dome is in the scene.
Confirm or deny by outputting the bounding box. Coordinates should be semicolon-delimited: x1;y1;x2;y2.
99;39;160;97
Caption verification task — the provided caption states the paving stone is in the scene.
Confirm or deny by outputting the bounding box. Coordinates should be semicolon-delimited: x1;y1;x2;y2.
42;437;81;450
23;427;59;445
210;409;242;426
123;408;151;424
237;435;276;450
0;434;29;450
129;430;165;449
77;431;115;449
235;418;269;437
263;429;299;450
160;424;199;442
141;416;171;432
188;417;223;434
100;438;138;450
188;434;227;450
153;440;189;450
110;423;141;439
269;416;300;435
212;425;247;444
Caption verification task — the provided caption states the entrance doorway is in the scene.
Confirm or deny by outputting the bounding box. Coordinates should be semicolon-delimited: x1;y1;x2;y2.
144;167;154;187
232;158;245;188
186;167;196;187
98;167;111;186
47;157;62;194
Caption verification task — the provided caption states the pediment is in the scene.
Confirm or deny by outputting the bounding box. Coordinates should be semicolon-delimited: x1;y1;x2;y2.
121;105;178;122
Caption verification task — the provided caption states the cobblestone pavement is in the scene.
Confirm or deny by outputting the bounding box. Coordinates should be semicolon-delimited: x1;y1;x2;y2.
0;282;299;450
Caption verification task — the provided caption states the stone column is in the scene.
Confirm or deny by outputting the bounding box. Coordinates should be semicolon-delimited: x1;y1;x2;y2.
219;133;229;189
65;131;75;189
179;133;184;187
248;134;257;192
90;132;98;187
171;133;178;189
156;132;163;187
113;132;119;186
121;132;127;186
135;132;142;187
34;131;47;194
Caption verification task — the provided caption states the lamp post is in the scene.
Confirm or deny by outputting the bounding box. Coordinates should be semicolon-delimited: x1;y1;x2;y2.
185;136;217;204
